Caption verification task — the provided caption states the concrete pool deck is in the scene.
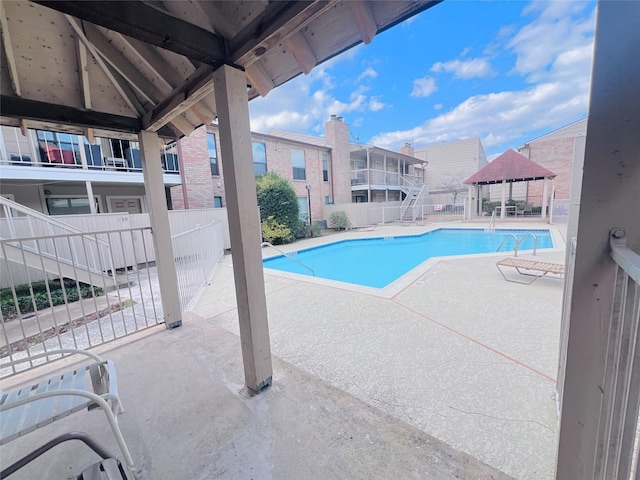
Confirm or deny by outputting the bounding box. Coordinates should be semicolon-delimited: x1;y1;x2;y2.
192;221;566;479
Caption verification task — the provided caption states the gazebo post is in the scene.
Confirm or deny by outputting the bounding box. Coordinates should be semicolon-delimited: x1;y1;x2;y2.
541;177;549;220
500;180;507;219
467;184;474;219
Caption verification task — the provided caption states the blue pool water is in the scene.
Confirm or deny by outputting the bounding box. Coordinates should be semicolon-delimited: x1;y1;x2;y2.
263;228;553;288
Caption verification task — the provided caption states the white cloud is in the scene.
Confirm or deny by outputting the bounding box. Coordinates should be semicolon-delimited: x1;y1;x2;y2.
410;77;437;98
357;67;378;82
249;53;367;133
431;58;496;79
368;97;387;111
507;1;594;81
372;1;595;153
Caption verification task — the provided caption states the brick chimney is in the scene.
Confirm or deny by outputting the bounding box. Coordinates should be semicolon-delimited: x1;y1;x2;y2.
400;142;414;157
324;115;350;204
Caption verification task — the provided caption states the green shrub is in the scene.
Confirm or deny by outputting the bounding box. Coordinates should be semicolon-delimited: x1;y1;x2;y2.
0;279;104;317
329;211;349;230
294;220;323;239
256;172;299;236
261;216;294;245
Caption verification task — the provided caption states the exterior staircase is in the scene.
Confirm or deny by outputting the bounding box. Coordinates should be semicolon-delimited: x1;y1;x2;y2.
399;176;427;222
0;196;124;289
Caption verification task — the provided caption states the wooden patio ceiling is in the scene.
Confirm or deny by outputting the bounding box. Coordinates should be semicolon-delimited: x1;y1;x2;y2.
0;0;441;141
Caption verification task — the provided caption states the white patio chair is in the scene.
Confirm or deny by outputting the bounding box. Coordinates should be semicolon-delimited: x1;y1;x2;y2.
0;349;135;479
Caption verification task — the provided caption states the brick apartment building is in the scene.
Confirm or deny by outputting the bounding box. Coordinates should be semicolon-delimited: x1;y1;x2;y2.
171;116;426;223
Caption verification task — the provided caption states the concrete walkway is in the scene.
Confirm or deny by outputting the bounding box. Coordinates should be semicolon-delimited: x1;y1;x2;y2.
192;222;566;479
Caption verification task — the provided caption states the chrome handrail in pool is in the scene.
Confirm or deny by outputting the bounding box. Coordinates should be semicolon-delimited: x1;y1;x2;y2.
496;233;538;257
261;242;316;276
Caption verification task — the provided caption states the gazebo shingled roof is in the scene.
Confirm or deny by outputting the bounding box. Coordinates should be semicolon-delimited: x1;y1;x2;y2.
463;149;556;185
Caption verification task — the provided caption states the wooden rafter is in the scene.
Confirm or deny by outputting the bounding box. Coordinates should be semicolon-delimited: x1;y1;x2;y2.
245;63;275;97
195;1;238;38
82;23;164;104
0;3;21;96
75;39;91;109
118;34;182;90
284;31;316;75
142;65;214;132
229;1;339;67
34;0;226;66
349;1;377;45
66;15;146;116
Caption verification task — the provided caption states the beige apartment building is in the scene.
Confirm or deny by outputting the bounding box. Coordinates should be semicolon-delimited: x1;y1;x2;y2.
412;137;488;204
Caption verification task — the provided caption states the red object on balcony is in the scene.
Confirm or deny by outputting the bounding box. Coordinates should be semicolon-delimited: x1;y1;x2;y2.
42;145;75;164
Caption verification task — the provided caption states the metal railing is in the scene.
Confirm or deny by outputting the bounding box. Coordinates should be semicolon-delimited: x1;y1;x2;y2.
172;222;225;311
0;126;180;174
593;229;640;480
496;233;537;257
0;226;163;377
261;242;315;276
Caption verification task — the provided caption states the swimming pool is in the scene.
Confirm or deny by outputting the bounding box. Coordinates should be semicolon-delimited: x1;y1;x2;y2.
263;228;553;288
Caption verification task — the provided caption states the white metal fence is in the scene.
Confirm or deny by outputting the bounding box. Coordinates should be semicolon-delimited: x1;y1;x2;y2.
322;201;466;227
0;201;227;376
550;199;570;226
0;226;163;376
172;221;224;311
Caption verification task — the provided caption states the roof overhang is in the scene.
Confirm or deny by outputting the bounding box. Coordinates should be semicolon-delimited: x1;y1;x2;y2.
1;1;441;140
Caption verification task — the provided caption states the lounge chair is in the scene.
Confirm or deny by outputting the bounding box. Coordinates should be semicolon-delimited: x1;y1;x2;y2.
346;213;376;232
0;349;135;479
496;257;564;284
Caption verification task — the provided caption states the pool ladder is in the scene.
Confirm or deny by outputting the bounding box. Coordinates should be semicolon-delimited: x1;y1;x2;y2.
496;233;537;257
485;211;496;232
260;242;316;276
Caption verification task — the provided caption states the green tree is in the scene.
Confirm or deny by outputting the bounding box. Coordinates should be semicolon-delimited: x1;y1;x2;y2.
256;172;299;243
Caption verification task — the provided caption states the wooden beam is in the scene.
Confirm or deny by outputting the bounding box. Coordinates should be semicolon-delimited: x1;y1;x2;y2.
139;129;182;329
245;63;274;97
34;0;226;66
170;114;195;137
284;31;316;75
76;39;91;109
0;3;21;96
189;105;211;126
82;23;164;103
213;64;273;393
230;1;338;66
118;34;182;89
142;65;214;131
66;16;146;116
1;95;141;133
196;0;237;38
349;0;377;45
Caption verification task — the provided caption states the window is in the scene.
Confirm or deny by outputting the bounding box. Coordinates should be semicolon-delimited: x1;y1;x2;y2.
46;197;95;215
214;196;223;208
324;196;330;205
291;149;306;180
252;142;267;176
297;196;308;221
207;133;219;176
322;152;329;182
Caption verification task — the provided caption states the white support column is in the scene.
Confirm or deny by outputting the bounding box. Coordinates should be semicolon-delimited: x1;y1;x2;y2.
366;149;371;203
213;64;272;393
467;185;474;219
541;177;549;220
500;180;506;219
139;130;182;329
555;2;640;478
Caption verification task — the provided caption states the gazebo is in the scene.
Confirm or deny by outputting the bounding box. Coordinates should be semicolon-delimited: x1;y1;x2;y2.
463;149;556;220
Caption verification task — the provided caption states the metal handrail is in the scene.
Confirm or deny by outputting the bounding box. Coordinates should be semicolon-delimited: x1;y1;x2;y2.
518;233;538;256
496;233;518;254
485;210;496;232
496;233;538;257
261;242;315;276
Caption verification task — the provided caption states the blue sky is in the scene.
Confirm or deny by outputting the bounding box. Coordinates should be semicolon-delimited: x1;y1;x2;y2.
248;1;596;159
